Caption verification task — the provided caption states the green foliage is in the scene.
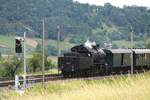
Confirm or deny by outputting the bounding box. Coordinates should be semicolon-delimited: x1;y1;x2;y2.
29;53;55;72
35;43;42;52
0;0;149;53
0;1;149;43
69;35;87;44
29;53;42;72
0;55;22;77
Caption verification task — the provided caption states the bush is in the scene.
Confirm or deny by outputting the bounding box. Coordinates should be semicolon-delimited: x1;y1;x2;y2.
29;53;55;72
0;55;22;77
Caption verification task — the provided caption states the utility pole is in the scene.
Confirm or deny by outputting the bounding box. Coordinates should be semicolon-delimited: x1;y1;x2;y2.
144;28;147;48
57;25;61;74
57;25;61;56
42;19;45;87
23;32;27;89
130;26;134;74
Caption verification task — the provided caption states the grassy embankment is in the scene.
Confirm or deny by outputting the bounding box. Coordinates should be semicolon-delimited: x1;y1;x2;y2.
27;69;58;76
1;72;150;100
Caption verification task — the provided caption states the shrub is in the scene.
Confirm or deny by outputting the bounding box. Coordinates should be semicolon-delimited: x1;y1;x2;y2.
0;55;22;77
29;53;55;72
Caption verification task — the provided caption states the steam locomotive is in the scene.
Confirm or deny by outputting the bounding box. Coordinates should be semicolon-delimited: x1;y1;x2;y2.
58;42;150;77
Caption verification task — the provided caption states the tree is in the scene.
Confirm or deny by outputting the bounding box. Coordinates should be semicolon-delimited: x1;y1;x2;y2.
35;43;42;53
29;53;42;72
0;0;149;46
29;52;55;72
1;55;22;77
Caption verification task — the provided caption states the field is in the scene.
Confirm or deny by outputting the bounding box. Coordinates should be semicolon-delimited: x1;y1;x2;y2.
1;73;150;100
112;40;145;48
27;69;58;76
0;35;75;54
0;35;148;55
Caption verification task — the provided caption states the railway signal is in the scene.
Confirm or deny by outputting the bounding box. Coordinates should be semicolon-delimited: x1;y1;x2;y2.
15;37;22;53
15;32;27;90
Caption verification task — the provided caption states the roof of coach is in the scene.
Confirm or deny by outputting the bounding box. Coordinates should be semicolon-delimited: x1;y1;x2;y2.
104;49;150;54
133;49;150;54
106;49;132;53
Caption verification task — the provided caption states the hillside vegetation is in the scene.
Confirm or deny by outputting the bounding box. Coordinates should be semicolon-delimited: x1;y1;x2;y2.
1;73;150;100
0;0;150;46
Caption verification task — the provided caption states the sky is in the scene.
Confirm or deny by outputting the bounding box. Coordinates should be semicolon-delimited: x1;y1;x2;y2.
74;0;150;8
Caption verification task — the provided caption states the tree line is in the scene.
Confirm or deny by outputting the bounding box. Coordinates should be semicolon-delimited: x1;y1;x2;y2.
0;0;149;44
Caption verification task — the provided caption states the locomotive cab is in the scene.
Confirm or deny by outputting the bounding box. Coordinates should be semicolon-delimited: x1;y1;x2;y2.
58;52;93;77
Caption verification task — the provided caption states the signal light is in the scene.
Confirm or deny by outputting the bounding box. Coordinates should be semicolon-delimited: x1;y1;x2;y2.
15;38;22;53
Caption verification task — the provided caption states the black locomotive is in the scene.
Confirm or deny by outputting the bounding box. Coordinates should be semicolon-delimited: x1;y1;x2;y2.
58;43;150;77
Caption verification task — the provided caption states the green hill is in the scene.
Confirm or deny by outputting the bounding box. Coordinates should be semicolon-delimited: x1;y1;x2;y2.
0;0;149;44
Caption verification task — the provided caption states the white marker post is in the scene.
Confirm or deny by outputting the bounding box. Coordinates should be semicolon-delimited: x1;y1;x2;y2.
15;75;19;91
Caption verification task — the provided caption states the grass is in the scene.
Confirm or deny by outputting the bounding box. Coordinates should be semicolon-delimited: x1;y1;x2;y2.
27;69;58;76
48;56;58;64
1;72;150;100
0;35;75;54
0;35;15;48
35;38;75;51
112;40;145;48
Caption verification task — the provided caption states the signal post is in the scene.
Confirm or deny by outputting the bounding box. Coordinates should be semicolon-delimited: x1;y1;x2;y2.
15;32;27;90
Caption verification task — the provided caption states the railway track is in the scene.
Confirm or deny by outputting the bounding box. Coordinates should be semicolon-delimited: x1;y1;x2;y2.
0;74;62;87
0;73;139;88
